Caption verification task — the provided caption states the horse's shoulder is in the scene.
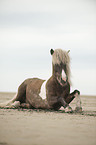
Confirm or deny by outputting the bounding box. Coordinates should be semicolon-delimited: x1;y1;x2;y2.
46;76;57;91
46;76;54;84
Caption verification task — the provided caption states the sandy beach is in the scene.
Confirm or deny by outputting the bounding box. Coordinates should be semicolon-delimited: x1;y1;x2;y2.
0;92;96;145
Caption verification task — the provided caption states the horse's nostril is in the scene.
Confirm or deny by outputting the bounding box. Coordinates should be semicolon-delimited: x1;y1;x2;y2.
61;78;67;83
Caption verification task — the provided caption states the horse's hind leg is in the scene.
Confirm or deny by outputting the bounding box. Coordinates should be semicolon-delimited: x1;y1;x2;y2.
0;81;27;108
0;93;17;108
9;82;27;108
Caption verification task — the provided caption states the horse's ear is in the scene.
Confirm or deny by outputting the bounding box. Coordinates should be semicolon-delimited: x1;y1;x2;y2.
50;49;54;55
67;50;70;53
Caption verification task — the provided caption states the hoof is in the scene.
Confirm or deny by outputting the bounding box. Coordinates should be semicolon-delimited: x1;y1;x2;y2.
11;101;20;108
20;103;31;109
4;101;20;109
75;107;82;113
4;105;15;109
74;90;80;95
65;106;73;113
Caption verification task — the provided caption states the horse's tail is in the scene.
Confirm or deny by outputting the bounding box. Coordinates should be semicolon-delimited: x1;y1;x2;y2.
0;93;17;108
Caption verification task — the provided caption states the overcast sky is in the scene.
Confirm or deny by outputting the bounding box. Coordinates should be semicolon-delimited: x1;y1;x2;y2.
0;0;96;95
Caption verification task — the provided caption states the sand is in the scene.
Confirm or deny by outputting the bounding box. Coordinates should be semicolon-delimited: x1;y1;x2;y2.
0;92;96;145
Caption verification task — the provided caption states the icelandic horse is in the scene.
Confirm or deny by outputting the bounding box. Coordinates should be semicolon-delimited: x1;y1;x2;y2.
0;49;81;112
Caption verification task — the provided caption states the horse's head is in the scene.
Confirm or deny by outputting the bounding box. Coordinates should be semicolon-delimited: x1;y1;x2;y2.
50;48;71;86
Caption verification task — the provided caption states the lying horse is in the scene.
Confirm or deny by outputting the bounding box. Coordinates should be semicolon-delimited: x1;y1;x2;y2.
0;48;80;111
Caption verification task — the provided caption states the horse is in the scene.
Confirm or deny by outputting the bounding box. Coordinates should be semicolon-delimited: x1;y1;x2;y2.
0;48;81;112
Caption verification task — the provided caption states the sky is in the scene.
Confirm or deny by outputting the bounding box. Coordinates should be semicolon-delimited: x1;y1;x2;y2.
0;0;96;95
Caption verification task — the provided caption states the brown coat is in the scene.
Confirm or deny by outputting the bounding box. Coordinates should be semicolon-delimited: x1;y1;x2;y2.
46;76;70;110
26;78;50;109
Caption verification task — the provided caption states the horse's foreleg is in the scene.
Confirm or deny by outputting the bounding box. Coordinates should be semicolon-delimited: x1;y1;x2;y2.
59;90;80;112
69;90;82;112
65;90;81;112
65;90;80;104
58;97;73;112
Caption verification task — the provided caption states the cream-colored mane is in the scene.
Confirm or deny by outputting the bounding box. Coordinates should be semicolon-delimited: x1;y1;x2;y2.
52;49;71;85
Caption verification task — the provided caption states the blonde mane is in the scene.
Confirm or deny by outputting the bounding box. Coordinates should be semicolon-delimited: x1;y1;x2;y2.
52;49;71;85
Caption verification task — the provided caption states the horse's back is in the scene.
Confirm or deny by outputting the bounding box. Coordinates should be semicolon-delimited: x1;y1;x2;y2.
18;78;44;91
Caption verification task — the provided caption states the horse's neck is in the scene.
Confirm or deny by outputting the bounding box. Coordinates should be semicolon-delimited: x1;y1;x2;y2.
52;74;70;88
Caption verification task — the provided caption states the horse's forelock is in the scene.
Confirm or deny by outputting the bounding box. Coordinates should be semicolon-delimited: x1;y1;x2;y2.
52;49;71;85
52;49;70;65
